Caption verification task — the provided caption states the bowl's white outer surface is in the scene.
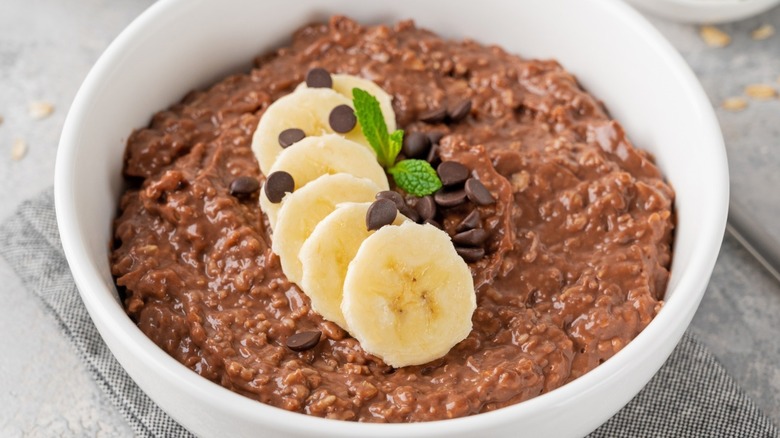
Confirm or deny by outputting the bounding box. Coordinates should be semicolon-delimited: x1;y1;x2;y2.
55;0;728;436
625;0;780;23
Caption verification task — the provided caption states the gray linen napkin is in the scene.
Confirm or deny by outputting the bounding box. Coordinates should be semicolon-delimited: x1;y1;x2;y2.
1;189;777;438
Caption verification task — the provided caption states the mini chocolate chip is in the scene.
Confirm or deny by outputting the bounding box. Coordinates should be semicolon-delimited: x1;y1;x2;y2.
447;99;472;123
415;196;436;221
305;67;332;88
229;176;260;196
437;161;470;187
419;106;447;124
420;365;436;376
434;188;467;208
424;218;442;229
456;209;481;232
329;105;357;133
402;132;431;158
398;203;420;223
366;199;398;231
376;190;405;209
452;228;489;246
286;330;322;352
427;131;445;145
426;144;441;167
455;246;485;263
264;171;295;203
278;128;305;148
464;178;495;206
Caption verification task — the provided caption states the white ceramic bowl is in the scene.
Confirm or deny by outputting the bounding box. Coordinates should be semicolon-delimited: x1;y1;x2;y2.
55;0;729;436
626;0;780;23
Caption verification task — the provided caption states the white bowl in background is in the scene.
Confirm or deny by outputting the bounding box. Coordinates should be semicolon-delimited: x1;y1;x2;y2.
626;0;780;23
55;0;729;436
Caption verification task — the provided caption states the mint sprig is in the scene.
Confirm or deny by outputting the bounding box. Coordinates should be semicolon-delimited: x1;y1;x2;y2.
352;88;400;168
352;88;442;196
388;159;442;196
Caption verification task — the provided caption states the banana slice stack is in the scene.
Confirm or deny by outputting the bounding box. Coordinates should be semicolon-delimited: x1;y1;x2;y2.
251;71;476;367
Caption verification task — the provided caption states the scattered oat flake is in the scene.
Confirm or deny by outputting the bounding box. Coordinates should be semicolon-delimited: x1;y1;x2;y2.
700;26;731;47
745;84;778;100
29;101;54;119
0;115;4;125
511;171;530;192
721;97;748;111
751;24;775;41
11;138;27;161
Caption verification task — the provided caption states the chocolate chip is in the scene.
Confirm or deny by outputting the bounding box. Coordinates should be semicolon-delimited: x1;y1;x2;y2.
278;128;305;148
378;193;422;223
452;228;489;246
456;209;481;232
264;171;294;203
420;365;436;376
415;196;436;221
398;204;420;223
286;330;322;352
437;161;470;187
366;199;398;231
447;99;472;123
426;144;441;167
402;132;431;158
455;246;485;263
434;188;467;208
329;105;357;133
464;178;495;206
376;190;405;209
419;106;447;124
229;176;260;196
305;67;332;88
427;131;445;145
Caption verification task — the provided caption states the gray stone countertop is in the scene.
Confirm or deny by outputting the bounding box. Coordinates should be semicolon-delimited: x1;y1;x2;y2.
1;1;778;435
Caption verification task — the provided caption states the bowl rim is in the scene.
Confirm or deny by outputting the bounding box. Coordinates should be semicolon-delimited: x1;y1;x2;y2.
624;0;780;23
54;0;729;435
639;0;779;6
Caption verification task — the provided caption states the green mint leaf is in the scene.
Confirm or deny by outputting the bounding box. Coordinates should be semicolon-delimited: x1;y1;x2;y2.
388;159;443;197
352;88;397;168
388;129;404;165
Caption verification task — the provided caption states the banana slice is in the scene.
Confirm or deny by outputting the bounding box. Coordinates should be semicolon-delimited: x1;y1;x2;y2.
342;221;476;368
272;174;381;285
297;73;396;132
252;87;372;175
259;134;389;230
299;202;406;329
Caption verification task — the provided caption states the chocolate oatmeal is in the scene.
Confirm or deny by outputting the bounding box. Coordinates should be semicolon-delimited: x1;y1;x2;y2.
111;16;674;422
